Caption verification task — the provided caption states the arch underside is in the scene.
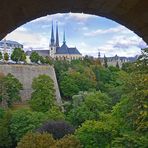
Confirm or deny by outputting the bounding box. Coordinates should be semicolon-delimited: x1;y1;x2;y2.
0;0;148;43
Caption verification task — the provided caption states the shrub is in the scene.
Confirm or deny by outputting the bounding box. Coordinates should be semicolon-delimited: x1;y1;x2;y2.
10;109;47;142
37;121;75;139
75;120;113;148
0;111;12;148
17;132;55;148
29;74;55;112
56;135;82;148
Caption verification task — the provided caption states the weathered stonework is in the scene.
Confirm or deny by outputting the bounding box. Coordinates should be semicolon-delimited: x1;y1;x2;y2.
0;0;148;43
0;64;62;106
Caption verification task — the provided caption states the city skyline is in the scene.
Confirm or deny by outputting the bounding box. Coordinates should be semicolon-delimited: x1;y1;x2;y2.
6;13;148;57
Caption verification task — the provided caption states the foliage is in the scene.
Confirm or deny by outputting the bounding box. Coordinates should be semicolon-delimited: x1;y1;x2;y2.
0;111;12;148
0;74;7;106
0;107;5;119
37;120;75;139
75;120;114;148
39;56;45;64
17;133;82;148
103;55;108;68
30;51;40;63
54;59;98;99
29;74;55;112
0;51;2;60
56;135;82;148
112;133;148;148
11;48;26;63
60;75;79;98
67;91;111;126
4;52;9;61
112;73;148;133
0;73;22;107
10;109;48;142
17;132;55;148
46;106;65;120
59;70;96;99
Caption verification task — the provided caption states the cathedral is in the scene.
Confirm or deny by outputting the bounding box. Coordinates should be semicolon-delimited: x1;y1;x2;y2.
49;22;82;60
26;22;82;60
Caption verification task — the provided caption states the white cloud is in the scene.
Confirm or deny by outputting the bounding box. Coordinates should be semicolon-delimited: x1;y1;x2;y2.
31;13;96;24
97;35;147;57
84;25;133;37
15;26;28;32
65;13;96;21
6;28;49;50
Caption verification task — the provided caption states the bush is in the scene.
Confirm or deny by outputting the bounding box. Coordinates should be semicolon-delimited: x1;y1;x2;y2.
17;132;55;148
0;107;5;119
29;74;55;112
75;120;113;148
37;121;75;139
0;111;12;148
56;135;82;148
10;109;48;142
67;91;111;126
46;106;65;120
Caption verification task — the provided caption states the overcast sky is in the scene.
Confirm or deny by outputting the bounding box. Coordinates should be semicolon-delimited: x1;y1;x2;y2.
6;13;147;57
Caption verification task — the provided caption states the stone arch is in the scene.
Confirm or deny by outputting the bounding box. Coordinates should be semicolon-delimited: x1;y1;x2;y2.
0;0;148;43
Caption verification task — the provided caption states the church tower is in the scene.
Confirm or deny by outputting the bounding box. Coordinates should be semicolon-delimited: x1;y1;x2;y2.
56;22;59;48
49;21;56;57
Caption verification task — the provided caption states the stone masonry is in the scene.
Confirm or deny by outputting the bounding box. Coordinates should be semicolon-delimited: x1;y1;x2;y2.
0;0;148;43
0;64;62;106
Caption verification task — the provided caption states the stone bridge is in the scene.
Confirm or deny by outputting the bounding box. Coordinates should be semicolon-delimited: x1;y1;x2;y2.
0;0;148;43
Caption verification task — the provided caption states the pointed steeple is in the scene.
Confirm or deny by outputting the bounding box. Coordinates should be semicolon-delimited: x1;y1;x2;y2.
63;30;66;44
56;22;59;47
50;21;54;46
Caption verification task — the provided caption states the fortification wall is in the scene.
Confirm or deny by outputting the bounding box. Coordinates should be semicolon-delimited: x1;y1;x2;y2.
0;64;62;106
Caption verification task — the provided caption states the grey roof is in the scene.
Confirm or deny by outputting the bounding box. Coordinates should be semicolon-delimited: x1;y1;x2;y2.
26;50;49;57
0;40;23;46
55;43;81;55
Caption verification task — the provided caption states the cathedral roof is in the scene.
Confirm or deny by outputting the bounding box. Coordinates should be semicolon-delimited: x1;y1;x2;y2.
55;43;81;55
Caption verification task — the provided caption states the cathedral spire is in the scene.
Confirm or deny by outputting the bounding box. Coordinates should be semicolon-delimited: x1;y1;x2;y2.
50;21;54;45
56;22;59;47
63;30;66;44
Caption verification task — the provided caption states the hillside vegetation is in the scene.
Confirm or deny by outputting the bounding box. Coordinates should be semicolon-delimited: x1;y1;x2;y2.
0;49;147;147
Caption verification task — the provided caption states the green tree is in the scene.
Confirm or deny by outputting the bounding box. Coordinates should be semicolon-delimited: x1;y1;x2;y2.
11;48;26;63
4;52;9;61
3;73;22;107
46;106;65;120
60;75;79;99
10;109;48;142
0;111;12;148
39;56;45;64
0;73;8;107
21;50;26;62
67;91;111;126
29;74;55;112
0;52;2;60
56;135;82;148
75;120;114;148
17;132;55;148
30;51;40;63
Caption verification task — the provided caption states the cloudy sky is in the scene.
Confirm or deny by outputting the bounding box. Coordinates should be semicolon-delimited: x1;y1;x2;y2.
6;13;147;57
